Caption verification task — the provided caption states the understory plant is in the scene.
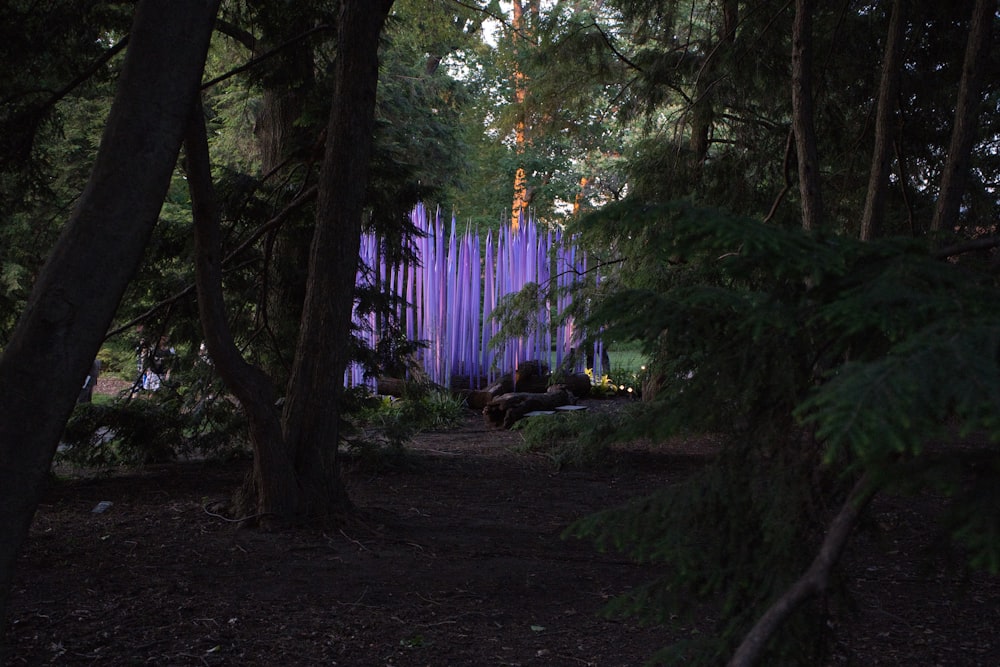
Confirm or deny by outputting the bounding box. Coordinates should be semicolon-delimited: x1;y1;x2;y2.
512;409;626;468
343;385;467;469
60;377;249;467
564;200;1000;665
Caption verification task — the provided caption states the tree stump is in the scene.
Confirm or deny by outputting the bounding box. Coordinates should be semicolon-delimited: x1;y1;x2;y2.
483;387;574;428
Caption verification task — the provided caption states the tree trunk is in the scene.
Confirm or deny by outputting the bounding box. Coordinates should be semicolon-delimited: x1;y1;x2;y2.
510;0;539;230
280;0;395;518
791;0;824;231
185;99;301;522
930;0;995;233
860;0;905;241
572;176;589;216
257;22;318;383
688;0;737;172
0;0;218;631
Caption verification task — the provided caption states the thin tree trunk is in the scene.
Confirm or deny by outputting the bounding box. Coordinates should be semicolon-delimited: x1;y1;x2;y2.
184;98;301;522
510;0;539;230
0;0;218;630
930;0;995;233
859;0;905;241
688;0;737;170
572;176;589;216
791;0;823;231
280;0;394;518
728;475;878;667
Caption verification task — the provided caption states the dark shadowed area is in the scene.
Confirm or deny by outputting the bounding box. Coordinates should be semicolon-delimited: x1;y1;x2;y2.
5;401;998;666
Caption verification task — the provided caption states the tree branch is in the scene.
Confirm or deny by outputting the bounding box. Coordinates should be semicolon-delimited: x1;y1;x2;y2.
727;473;878;667
214;18;257;50
591;21;644;73
201;25;333;90
1;37;129;109
104;188;317;340
933;235;1000;260
763;128;794;224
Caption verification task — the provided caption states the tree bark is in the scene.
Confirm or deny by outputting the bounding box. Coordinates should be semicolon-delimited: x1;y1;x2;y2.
930;0;995;233
257;19;319;383
0;0;219;631
859;0;905;241
688;0;737;171
184;99;301;522
280;0;395;518
791;0;824;231
510;0;539;229
727;475;877;667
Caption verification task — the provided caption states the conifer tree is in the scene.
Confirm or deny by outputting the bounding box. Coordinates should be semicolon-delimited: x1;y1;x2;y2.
558;1;1000;663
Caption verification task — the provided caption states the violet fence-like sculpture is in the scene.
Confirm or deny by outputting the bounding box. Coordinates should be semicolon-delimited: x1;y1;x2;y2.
347;203;603;391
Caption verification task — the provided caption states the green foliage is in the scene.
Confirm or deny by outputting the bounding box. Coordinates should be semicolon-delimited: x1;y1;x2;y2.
570;446;832;665
603;346;647;398
343;387;467;470
0;3;125;343
488;281;544;348
512;410;624;469
565;199;1000;663
59;390;249;468
60;345;251;467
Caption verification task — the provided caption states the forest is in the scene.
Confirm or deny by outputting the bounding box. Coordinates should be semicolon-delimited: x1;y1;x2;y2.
1;0;999;665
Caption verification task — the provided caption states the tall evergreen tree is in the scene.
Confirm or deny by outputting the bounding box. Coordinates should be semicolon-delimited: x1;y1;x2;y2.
556;1;1000;663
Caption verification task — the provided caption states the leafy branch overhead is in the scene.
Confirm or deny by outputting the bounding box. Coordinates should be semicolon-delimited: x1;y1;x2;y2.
567;198;1000;663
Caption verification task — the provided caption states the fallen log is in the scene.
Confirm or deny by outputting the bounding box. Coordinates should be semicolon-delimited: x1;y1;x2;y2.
483;387;574;429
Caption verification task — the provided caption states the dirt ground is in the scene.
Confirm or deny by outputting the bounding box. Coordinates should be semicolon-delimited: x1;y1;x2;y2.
4;401;999;666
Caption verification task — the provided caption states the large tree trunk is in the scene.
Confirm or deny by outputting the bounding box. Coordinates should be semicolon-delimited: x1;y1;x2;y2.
930;0;995;233
791;0;824;231
859;0;905;241
257;21;318;383
0;0;218;632
280;0;395;518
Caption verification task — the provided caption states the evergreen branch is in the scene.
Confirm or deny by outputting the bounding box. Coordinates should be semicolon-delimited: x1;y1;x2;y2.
42;37;129;111
763;129;794;224
590;21;644;73
550;256;628;284
728;474;879;667
105;188;316;340
213;18;257;51
201;24;334;90
447;0;508;28
104;258;258;340
1;36;128;110
225;185;318;262
106;287;194;340
932;235;1000;260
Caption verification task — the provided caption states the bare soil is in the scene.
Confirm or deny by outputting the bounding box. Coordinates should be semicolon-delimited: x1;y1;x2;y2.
4;401;999;666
